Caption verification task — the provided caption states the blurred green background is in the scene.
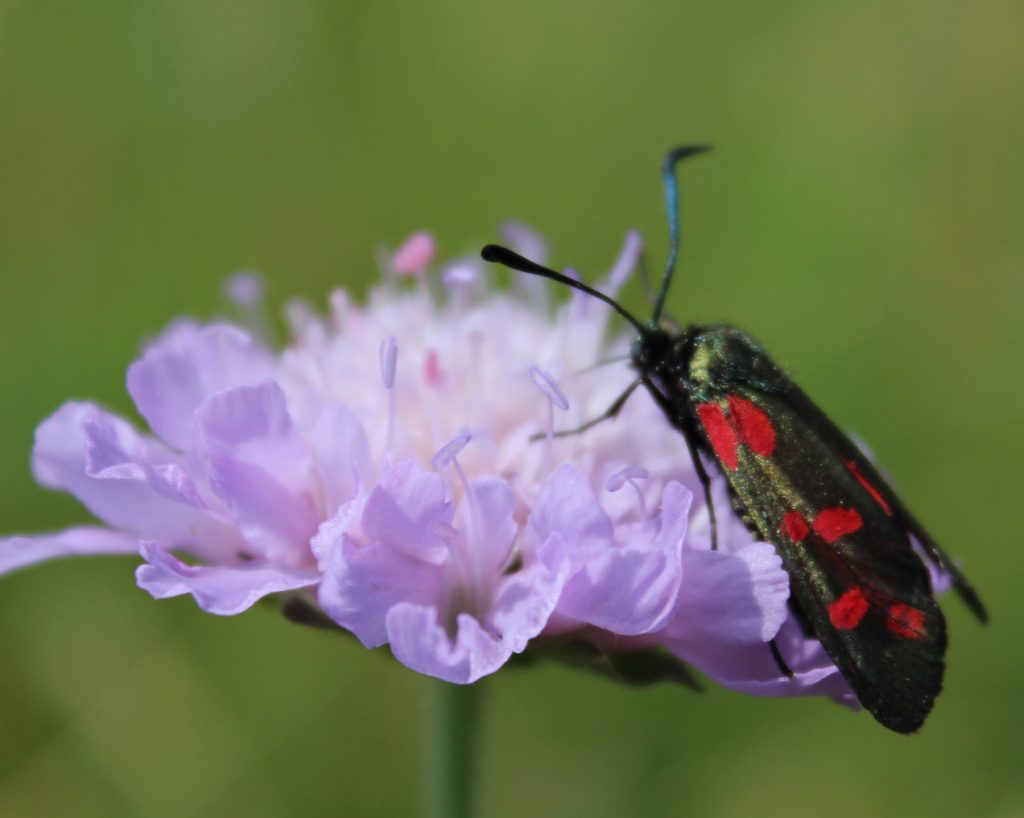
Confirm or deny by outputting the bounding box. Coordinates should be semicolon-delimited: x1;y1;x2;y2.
1;1;1021;816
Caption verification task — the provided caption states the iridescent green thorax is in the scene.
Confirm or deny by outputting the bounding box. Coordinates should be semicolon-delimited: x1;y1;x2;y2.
632;323;785;408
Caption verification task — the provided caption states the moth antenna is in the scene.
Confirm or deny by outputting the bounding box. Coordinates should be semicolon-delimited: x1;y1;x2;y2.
651;145;712;325
480;244;648;335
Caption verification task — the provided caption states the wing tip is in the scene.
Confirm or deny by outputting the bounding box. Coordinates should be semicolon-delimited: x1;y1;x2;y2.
955;580;988;624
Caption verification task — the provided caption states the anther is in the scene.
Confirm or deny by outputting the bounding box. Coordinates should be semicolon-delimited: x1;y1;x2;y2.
224;270;274;344
432;433;471;471
606;466;650;516
604;230;643;297
393;231;437;277
379;336;398;389
529;366;569;411
530;366;570;478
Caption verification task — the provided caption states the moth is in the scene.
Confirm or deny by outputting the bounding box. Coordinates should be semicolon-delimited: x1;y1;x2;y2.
481;146;986;733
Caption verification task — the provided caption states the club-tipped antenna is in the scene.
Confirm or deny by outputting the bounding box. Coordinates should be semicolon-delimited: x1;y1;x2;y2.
651;145;712;325
480;244;648;335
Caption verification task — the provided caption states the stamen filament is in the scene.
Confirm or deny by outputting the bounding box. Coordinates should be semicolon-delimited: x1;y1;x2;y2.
379;336;399;454
432;434;483;612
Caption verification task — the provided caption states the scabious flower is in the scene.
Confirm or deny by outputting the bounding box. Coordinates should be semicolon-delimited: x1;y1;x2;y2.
0;226;852;701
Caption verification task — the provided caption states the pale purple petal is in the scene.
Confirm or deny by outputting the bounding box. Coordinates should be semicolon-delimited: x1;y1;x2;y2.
318;533;443;648
196;382;319;565
32;403;239;553
136;542;318;616
529;465;613;562
670;616;853;701
465;477;518;577
666;542;790;646
310;495;364;571
547;482;692;635
127;322;273;450
488;557;569;652
361;460;451;564
386;603;511;684
307;405;373;513
0;528;139;575
81;410;212;511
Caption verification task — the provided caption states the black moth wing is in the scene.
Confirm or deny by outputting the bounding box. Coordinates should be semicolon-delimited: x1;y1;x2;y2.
678;325;949;733
779;384;987;623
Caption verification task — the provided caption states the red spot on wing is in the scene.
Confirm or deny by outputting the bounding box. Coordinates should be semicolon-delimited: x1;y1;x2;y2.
887;603;927;639
844;459;893;516
727;395;776;457
780;511;810;542
697;402;739;470
813;507;863;544
828;586;870;630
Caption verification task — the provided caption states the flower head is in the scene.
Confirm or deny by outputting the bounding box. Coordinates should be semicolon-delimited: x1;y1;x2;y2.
1;226;850;703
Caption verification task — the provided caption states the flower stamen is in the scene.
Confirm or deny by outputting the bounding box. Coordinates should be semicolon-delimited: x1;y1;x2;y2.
530;366;570;478
432;434;483;609
379;336;399;454
606;465;650;517
224;271;274;343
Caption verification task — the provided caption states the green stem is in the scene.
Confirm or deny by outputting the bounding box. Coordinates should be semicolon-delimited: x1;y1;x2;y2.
425;681;481;818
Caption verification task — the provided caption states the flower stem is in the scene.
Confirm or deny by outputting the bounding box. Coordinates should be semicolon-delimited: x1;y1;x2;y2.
425;681;481;818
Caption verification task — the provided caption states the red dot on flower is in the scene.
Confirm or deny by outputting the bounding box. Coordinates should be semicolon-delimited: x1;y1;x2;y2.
828;586;870;630
697;402;739;471
813;507;863;544
423;349;442;387
780;511;810;542
727;395;776;457
844;459;893;516
887;602;927;640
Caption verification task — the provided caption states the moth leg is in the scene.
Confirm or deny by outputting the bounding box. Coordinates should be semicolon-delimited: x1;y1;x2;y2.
640;377;720;551
577;353;631;374
681;429;719;551
769;640;794;678
531;378;642;441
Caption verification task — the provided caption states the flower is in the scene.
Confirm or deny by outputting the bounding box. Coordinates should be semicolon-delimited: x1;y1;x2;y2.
1;226;849;702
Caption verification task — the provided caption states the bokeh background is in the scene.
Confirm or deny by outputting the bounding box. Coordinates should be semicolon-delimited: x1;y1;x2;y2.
1;2;1021;816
